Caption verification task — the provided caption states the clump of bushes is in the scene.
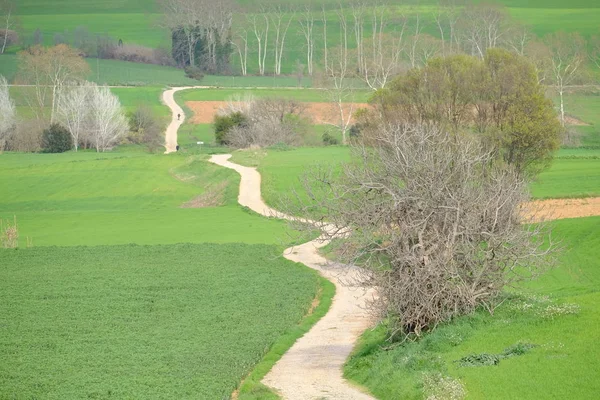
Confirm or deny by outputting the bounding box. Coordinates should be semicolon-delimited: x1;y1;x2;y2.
184;66;205;81
41;123;72;153
322;132;339;146
126;106;166;152
214;112;248;145
214;97;310;148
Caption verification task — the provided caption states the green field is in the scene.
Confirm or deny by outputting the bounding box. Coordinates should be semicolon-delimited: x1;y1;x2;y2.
0;151;297;246
231;146;600;204
344;216;600;399
0;243;320;398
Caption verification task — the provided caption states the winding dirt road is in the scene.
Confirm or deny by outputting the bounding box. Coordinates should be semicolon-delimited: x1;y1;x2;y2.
209;154;375;400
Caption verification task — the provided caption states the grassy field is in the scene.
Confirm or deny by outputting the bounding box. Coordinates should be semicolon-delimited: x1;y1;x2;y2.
231;146;600;203
344;216;600;399
0;243;320;398
0;151;297;247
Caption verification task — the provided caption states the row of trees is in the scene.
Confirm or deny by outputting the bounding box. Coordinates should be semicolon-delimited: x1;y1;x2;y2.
227;1;597;87
0;75;129;153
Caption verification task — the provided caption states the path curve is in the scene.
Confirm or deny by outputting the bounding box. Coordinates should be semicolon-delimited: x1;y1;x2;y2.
209;154;375;400
162;86;209;154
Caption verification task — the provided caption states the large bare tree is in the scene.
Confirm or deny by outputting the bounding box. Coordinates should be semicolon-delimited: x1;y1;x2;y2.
17;45;89;123
458;2;508;58
0;75;15;151
287;123;555;337
545;32;586;127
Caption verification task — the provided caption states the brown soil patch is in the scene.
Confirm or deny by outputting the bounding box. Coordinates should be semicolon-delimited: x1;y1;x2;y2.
525;197;600;222
565;115;590;126
180;181;228;208
186;101;370;125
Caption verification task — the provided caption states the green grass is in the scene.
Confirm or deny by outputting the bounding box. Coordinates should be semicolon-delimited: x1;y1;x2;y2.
531;157;600;199
0;243;321;398
344;216;600;400
232;146;600;203
231;147;352;207
0;151;294;247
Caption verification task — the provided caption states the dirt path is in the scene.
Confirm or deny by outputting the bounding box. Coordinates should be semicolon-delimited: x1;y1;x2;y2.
162;86;209;153
209;154;375;400
186;101;370;125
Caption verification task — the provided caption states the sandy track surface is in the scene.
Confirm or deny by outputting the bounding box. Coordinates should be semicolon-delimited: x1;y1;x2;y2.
209;154;375;400
186;101;370;125
162;86;209;153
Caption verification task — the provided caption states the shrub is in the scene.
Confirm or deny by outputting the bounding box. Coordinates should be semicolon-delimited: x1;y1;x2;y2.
127;106;165;152
214;112;248;145
41;123;72;153
322;132;339;146
184;66;205;81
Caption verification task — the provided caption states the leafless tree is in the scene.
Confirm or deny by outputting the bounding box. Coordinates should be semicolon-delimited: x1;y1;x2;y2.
0;0;18;54
504;22;532;56
406;13;423;68
321;4;329;74
324;48;356;145
545;32;586;127
17;45;89;124
232;28;249;76
351;1;367;74
524;38;552;85
298;6;315;76
285;123;555;337
434;0;462;55
56;81;94;151
251;12;269;75
458;2;508;58
271;5;294;76
88;85;128;152
0;75;15;151
362;8;406;90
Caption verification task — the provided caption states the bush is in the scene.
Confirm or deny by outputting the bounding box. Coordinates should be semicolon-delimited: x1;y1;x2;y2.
126;106;165;152
214;112;248;145
322;132;339;146
41;123;72;153
184;66;205;81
